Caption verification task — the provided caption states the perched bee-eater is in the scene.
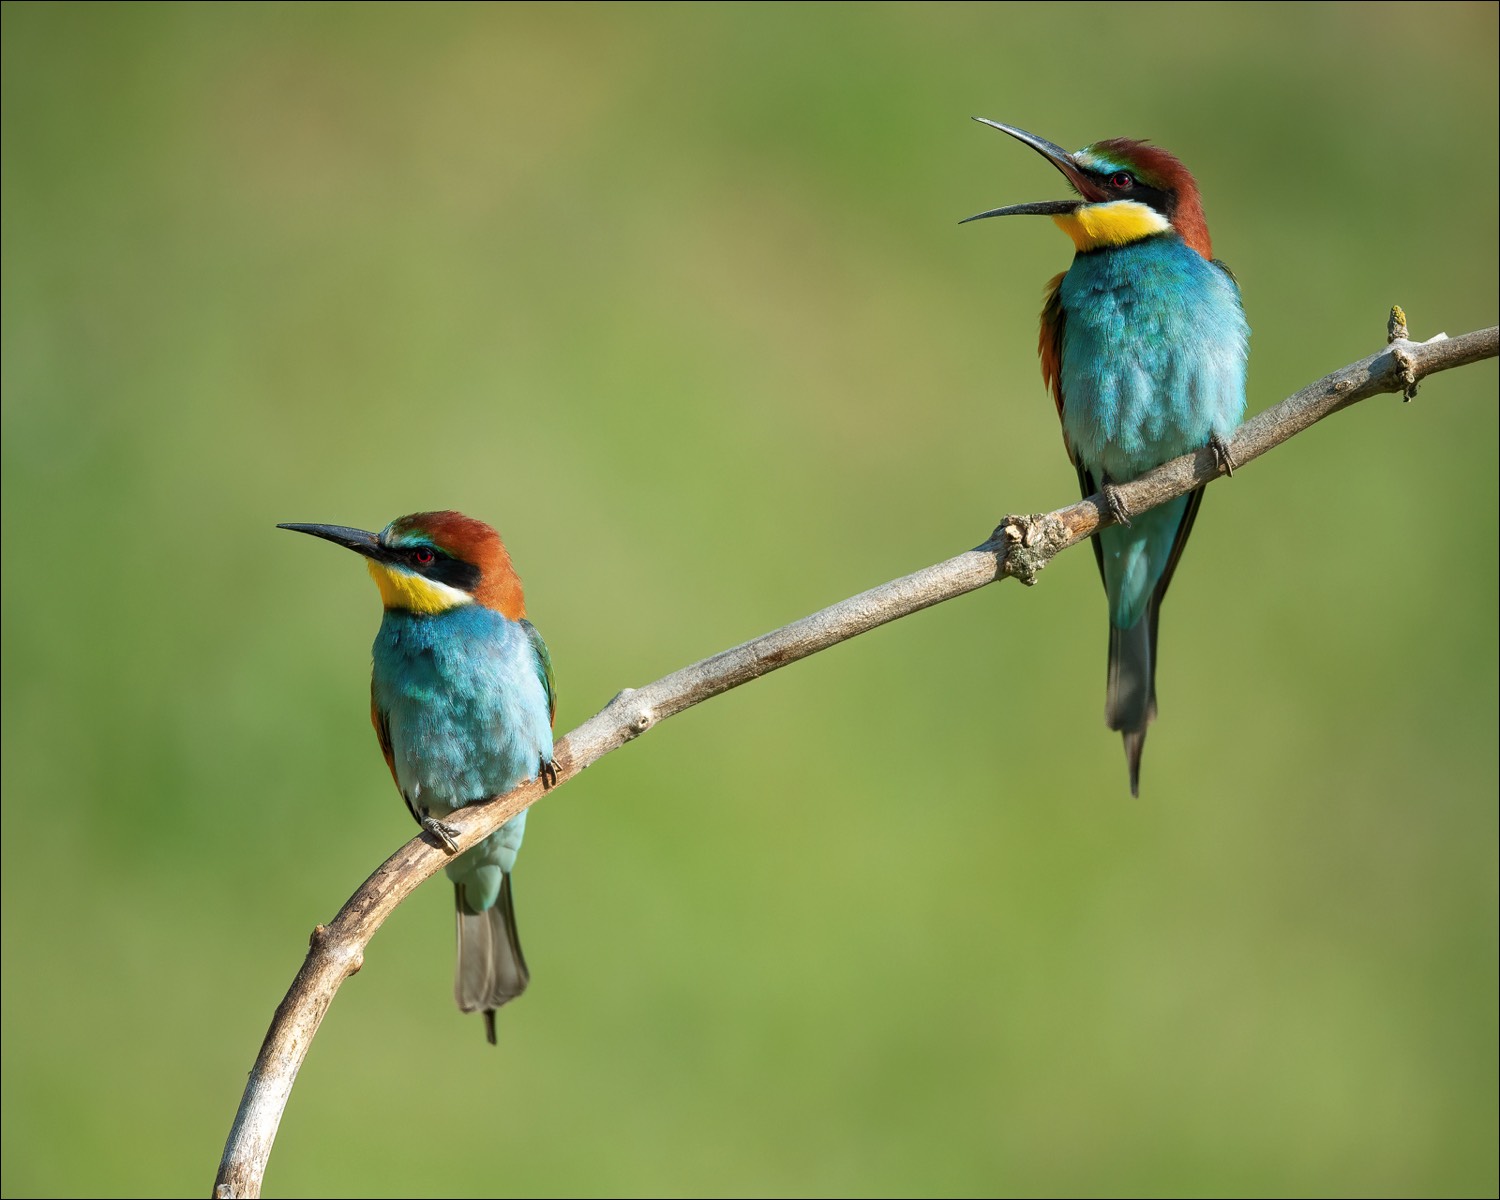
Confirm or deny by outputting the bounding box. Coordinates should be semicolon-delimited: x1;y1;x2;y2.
963;119;1247;795
279;510;557;1042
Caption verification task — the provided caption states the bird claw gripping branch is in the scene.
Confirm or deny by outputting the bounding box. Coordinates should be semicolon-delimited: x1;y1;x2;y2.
1209;433;1236;477
420;810;463;855
1102;483;1134;528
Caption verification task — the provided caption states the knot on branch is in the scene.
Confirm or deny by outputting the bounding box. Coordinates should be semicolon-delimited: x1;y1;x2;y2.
1390;343;1420;402
607;687;655;740
988;513;1068;586
309;924;364;976
1385;304;1427;401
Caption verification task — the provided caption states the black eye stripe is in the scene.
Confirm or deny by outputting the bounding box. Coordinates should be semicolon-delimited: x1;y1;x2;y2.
421;551;481;593
377;540;481;594
1090;173;1175;220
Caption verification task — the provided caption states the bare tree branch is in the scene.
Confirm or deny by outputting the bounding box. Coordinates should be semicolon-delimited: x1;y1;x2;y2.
214;318;1496;1198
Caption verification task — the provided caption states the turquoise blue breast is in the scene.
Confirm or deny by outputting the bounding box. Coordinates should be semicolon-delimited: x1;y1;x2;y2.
1057;233;1248;483
372;605;552;895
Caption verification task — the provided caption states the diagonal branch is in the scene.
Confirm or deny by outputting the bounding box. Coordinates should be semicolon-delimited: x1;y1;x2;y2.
214;317;1497;1198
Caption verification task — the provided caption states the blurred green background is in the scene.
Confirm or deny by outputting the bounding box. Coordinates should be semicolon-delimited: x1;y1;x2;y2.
3;3;1496;1196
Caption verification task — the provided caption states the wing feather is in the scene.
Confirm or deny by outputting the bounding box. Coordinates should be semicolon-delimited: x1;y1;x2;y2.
1039;272;1068;430
371;686;420;825
519;619;557;729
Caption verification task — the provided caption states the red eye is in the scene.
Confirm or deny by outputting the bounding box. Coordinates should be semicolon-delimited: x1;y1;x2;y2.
1110;172;1134;189
413;547;434;566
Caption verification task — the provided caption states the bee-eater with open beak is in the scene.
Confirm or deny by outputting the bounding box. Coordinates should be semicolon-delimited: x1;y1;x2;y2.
963;119;1248;795
280;510;557;1042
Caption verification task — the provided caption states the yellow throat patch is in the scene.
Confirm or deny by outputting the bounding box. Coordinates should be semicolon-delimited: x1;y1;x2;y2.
1052;200;1171;252
367;560;472;614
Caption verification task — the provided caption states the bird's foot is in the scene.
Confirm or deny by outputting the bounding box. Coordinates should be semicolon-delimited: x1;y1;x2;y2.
1209;433;1237;477
419;807;462;855
539;757;559;790
1102;483;1132;528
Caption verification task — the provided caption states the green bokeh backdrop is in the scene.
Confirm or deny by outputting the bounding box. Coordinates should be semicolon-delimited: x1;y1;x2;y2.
3;3;1496;1196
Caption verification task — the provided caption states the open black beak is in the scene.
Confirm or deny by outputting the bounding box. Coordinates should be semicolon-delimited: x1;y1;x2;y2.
960;117;1096;224
277;522;384;560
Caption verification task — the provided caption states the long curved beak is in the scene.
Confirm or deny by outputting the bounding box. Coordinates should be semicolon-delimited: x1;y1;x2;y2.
277;522;384;560
961;117;1099;224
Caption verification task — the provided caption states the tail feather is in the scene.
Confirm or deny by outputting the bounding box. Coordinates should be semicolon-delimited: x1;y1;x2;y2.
1106;609;1158;798
454;874;529;1044
1091;478;1203;798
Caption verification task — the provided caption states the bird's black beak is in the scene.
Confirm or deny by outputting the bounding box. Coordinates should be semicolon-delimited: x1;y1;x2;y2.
960;117;1098;224
278;522;385;560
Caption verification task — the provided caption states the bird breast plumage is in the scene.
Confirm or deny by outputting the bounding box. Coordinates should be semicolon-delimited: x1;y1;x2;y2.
1057;235;1248;483
371;606;554;822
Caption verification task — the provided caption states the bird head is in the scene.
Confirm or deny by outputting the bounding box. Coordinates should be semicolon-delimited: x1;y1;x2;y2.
961;118;1212;259
278;510;525;618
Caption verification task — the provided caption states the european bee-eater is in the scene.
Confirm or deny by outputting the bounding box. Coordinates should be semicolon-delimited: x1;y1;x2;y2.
279;510;557;1043
963;119;1248;795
